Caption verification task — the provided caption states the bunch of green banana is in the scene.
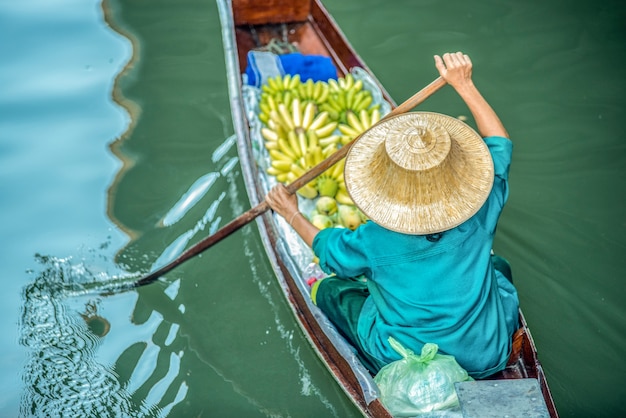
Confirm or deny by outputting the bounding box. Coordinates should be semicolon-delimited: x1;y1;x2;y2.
261;73;302;96
261;98;340;152
258;74;302;124
261;97;344;199
319;73;378;124
337;107;382;145
297;78;331;106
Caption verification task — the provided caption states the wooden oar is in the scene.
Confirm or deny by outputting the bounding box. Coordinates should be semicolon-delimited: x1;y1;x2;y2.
132;76;447;288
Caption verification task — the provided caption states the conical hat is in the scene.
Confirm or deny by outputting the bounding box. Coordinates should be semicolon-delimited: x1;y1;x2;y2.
344;112;494;235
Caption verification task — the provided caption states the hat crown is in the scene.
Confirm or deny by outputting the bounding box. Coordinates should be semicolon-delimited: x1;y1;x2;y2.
344;112;495;235
384;115;451;172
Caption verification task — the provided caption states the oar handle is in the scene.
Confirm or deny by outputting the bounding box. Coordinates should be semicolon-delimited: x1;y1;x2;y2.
132;76;447;288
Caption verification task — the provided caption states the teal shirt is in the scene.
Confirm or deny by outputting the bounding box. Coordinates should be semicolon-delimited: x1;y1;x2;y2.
312;136;519;378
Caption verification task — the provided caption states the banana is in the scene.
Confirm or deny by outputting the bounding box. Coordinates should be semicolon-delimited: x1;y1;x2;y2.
291;98;302;128
297;184;318;199
287;130;301;157
288;73;301;90
315;121;338;138
335;189;354;205
344;73;354;90
335;93;346;110
266;166;283;177
340;135;352;145
322;143;338;156
345;87;356;109
278;137;298;160
278;103;295;131
370;107;381;125
259;102;271;116
307;130;319;149
346;111;364;132
313;80;323;100
261;127;279;142
353;94;373;112
269;149;294;163
297;131;308;157
323;97;342;113
267;76;280;93
282;74;292;89
352;78;363;92
267;119;288;140
304;147;315;168
350;91;367;111
266;94;278;111
332;157;346;179
308;111;330;132
264;140;279;150
359;109;371;130
317;82;330;103
338;124;360;137
308;145;321;166
290;163;306;177
258;113;269;124
328;78;340;92
318;134;341;147
268;110;284;129
282;90;293;108
301;102;316;129
276;172;290;183
306;78;314;98
271;160;292;172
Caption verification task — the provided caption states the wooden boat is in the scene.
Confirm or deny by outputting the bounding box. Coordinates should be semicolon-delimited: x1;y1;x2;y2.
217;0;559;416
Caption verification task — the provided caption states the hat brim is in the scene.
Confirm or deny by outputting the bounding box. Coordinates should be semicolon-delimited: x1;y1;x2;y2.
344;112;494;235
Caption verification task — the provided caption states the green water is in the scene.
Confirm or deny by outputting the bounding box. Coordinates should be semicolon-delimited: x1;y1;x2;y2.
1;0;624;416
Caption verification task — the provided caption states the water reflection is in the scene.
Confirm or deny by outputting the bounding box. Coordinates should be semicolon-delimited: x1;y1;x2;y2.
19;255;192;417
19;256;137;416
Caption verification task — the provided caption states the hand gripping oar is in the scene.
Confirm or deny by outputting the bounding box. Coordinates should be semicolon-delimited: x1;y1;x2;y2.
132;76;447;288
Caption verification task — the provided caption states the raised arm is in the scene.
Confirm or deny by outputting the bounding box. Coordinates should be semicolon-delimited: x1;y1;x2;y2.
434;52;509;139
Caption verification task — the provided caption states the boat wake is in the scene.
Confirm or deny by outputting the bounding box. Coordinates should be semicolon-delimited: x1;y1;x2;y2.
19;255;145;417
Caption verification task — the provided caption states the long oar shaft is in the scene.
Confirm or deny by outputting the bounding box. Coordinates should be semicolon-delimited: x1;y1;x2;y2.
133;76;447;288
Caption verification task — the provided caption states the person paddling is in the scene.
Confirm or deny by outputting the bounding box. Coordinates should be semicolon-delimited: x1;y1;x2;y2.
265;52;519;378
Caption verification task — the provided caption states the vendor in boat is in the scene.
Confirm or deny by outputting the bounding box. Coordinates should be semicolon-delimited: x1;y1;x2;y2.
265;52;519;378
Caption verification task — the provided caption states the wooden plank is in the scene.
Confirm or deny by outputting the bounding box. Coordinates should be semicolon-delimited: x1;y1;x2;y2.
233;0;310;26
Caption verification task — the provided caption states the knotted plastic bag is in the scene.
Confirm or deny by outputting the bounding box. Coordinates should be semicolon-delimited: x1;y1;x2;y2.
374;338;472;417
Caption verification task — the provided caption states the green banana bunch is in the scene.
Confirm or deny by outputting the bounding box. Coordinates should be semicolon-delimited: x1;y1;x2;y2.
256;73;383;203
297;78;331;106
261;73;302;96
261;96;343;199
319;73;379;124
258;74;302;124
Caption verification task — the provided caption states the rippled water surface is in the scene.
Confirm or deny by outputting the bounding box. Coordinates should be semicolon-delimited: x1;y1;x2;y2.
1;0;624;417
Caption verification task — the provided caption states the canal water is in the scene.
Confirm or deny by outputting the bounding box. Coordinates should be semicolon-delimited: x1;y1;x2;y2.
0;0;623;417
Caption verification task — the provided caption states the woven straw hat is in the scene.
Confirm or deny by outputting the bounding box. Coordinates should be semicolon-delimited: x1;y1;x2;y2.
344;112;494;235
